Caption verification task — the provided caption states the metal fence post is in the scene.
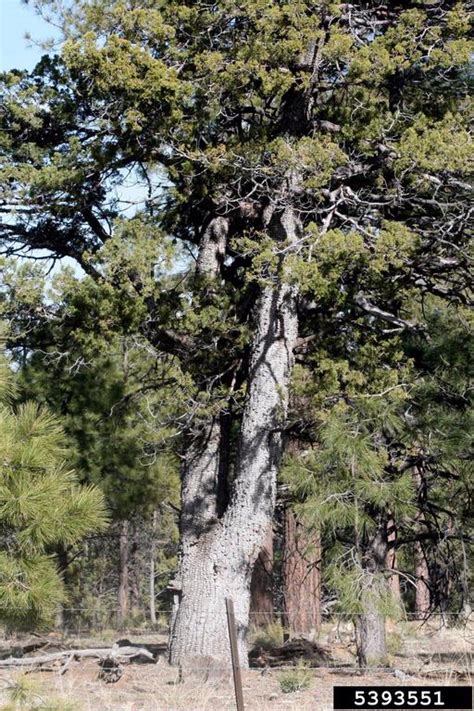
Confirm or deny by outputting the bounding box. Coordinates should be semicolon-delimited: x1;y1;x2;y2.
225;598;245;711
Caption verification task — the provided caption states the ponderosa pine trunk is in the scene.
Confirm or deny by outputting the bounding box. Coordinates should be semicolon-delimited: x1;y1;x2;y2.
169;208;299;669
356;530;389;668
386;517;400;602
249;524;274;628
412;467;430;618
283;508;321;638
129;521;141;619
414;541;430;619
356;579;388;669
118;520;130;628
149;509;158;626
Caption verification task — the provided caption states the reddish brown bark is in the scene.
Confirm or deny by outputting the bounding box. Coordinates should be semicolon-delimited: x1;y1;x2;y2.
249;525;274;627
412;468;430;618
118;520;130;627
283;509;321;637
386;517;400;601
414;541;430;618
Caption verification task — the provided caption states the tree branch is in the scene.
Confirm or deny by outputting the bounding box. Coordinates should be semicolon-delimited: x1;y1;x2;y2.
354;293;424;333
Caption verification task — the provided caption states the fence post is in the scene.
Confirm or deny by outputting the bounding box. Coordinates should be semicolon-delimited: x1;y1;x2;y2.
225;598;245;711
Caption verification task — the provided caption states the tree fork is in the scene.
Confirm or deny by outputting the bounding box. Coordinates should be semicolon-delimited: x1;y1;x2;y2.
169;207;299;669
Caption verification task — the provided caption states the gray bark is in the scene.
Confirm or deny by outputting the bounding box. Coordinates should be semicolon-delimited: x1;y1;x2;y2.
356;582;388;669
180;419;222;539
356;530;388;668
0;646;154;668
169;207;299;669
196;216;228;277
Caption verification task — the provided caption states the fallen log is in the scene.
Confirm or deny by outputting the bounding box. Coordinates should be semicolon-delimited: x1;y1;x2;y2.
0;644;154;668
0;636;66;661
417;668;472;681
249;637;331;668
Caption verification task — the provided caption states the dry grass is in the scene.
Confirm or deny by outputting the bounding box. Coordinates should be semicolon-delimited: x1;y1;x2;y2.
248;622;286;651
0;621;471;710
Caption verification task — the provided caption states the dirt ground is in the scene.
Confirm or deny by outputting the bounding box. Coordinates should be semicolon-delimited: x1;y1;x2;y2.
0;621;471;710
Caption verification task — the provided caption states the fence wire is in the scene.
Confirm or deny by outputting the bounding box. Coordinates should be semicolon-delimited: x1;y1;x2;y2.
7;606;470;644
0;611;471;677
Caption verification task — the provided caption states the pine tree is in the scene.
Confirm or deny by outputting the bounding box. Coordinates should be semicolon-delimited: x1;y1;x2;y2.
3;261;181;626
284;396;412;666
405;302;473;618
0;356;108;629
283;299;473;665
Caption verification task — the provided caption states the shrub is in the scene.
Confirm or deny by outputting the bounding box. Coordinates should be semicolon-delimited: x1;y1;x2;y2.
250;621;285;651
387;631;403;656
278;662;312;694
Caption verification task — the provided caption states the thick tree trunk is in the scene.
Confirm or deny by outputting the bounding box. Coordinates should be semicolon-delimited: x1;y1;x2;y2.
356;530;388;668
414;541;430;619
169;208;299;669
118;520;130;628
249;524;274;628
356;580;388;668
283;508;321;638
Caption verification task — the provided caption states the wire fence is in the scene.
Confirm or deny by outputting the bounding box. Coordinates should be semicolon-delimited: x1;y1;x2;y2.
0;607;471;678
29;605;474;639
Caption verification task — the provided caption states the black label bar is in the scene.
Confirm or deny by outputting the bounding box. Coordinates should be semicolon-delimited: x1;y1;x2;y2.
333;686;472;710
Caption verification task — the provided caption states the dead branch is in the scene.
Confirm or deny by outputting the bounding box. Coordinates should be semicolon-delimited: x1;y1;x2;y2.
0;644;155;668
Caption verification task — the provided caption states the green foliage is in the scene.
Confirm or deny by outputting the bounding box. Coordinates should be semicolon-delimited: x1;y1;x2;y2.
325;564;401;619
1;675;42;711
386;631;403;657
2;260;182;622
3;259;182;519
2;1;471;273
283;298;472;616
19;333;181;518
284;389;416;526
1;2;470;431
0;356;108;628
404;304;473;609
396;113;472;174
1;673;79;710
250;621;285;651
279;661;312;694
